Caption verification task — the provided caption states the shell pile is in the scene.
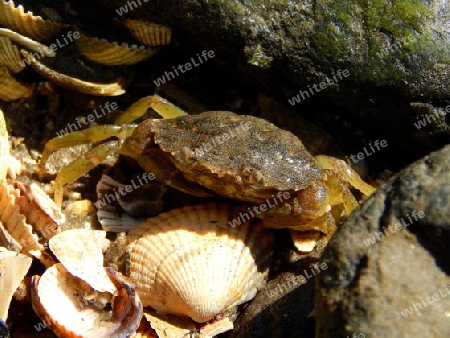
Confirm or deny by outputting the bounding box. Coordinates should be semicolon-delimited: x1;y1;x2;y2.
0;0;173;99
127;203;274;324
31;229;143;338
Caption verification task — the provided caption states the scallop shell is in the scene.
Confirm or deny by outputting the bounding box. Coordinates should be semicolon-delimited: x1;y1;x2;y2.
15;182;64;236
75;32;159;66
0;66;34;101
96;174;166;232
0;181;62;257
0;36;24;73
127;203;273;323
122;19;172;46
49;229;116;294
0;181;43;253
0;247;32;321
31;264;143;338
0;0;68;41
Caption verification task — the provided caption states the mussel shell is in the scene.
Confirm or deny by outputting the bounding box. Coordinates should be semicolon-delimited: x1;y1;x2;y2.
0;0;68;41
127;203;273;323
122;19;172;46
75;32;159;66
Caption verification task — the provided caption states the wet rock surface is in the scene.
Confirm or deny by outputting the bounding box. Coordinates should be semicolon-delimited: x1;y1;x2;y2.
228;255;317;338
316;144;450;337
101;0;450;158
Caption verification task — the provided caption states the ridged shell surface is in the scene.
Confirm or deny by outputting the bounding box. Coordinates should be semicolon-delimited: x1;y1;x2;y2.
75;32;159;66
0;0;68;41
0;37;23;73
127;203;273;323
0;66;34;101
122;19;172;46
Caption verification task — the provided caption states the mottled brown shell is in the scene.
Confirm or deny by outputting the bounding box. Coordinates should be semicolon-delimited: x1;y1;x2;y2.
134;112;323;203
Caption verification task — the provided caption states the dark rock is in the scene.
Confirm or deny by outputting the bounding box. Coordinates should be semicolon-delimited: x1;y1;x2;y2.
98;0;450;158
228;257;318;338
316;145;450;337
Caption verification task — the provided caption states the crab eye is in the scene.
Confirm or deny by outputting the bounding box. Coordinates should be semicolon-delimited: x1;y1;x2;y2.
241;166;265;188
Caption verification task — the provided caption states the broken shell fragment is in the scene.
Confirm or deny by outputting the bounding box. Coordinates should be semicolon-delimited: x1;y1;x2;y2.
127;203;273;323
142;310;196;338
75;32;159;66
290;230;321;252
31;263;143;338
0;247;32;321
20;49;127;96
122;19;172;46
0;66;34;101
199;316;234;337
49;229;116;294
0;0;68;41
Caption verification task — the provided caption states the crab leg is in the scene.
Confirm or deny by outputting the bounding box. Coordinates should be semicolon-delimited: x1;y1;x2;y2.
52;141;121;207
315;155;376;197
39;125;136;171
114;95;188;125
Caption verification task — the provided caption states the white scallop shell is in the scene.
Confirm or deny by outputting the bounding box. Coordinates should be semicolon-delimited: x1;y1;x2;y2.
127;203;273;323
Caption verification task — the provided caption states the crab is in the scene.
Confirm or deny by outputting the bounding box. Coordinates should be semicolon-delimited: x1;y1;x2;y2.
39;95;375;249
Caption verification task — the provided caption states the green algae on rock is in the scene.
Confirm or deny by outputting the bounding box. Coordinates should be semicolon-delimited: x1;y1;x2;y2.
100;0;450;158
